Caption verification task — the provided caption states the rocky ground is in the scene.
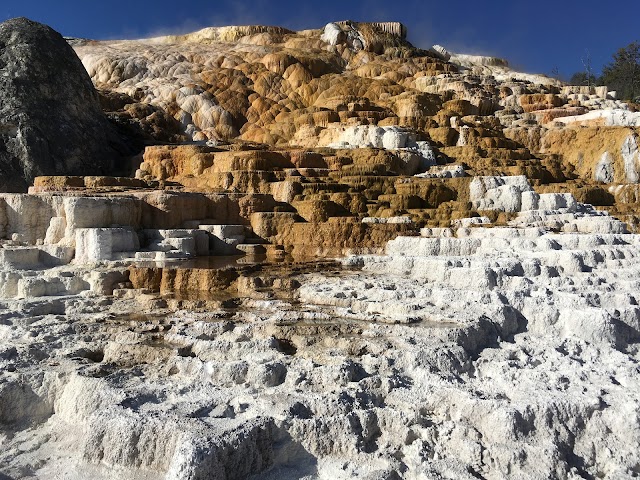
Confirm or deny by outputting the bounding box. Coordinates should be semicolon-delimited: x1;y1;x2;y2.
0;17;640;480
1;178;640;479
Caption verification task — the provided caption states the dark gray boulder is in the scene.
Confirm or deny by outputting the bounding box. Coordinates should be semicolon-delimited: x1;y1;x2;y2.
0;17;125;192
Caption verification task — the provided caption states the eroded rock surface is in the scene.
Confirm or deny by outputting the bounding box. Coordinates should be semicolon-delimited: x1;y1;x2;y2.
1;17;640;480
0;18;127;192
1;175;640;479
62;20;640;233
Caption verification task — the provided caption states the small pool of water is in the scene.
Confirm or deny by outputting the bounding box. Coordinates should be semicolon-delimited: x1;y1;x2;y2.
131;253;345;270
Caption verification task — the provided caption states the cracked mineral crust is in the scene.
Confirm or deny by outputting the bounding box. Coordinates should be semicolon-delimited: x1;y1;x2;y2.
0;16;640;480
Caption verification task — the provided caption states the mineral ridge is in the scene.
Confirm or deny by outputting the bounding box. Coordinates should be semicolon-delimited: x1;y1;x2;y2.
0;18;639;480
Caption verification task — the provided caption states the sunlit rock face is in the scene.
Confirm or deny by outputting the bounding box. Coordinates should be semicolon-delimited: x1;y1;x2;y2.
72;21;452;146
2;16;640;480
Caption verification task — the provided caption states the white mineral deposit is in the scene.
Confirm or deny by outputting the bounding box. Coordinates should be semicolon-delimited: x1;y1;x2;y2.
0;15;639;480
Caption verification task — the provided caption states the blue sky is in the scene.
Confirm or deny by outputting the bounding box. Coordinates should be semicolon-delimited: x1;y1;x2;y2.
4;1;639;79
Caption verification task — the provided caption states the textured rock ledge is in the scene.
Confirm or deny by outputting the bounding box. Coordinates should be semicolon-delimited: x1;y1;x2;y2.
2;15;640;480
1;177;639;479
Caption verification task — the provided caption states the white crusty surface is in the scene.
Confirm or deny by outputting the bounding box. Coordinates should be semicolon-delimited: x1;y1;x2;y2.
1;178;640;479
549;108;640;127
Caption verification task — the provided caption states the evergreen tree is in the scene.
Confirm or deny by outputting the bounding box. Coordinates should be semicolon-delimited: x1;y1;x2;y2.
569;71;597;87
601;42;640;101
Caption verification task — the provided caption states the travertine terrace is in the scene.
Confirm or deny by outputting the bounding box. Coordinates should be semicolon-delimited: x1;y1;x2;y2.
1;18;640;480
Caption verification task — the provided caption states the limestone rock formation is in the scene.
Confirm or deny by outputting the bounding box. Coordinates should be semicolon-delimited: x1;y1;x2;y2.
0;18;125;192
2;16;640;480
1;175;640;479
97;89;189;148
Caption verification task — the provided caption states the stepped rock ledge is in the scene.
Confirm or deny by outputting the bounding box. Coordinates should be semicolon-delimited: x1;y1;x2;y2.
0;17;640;480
